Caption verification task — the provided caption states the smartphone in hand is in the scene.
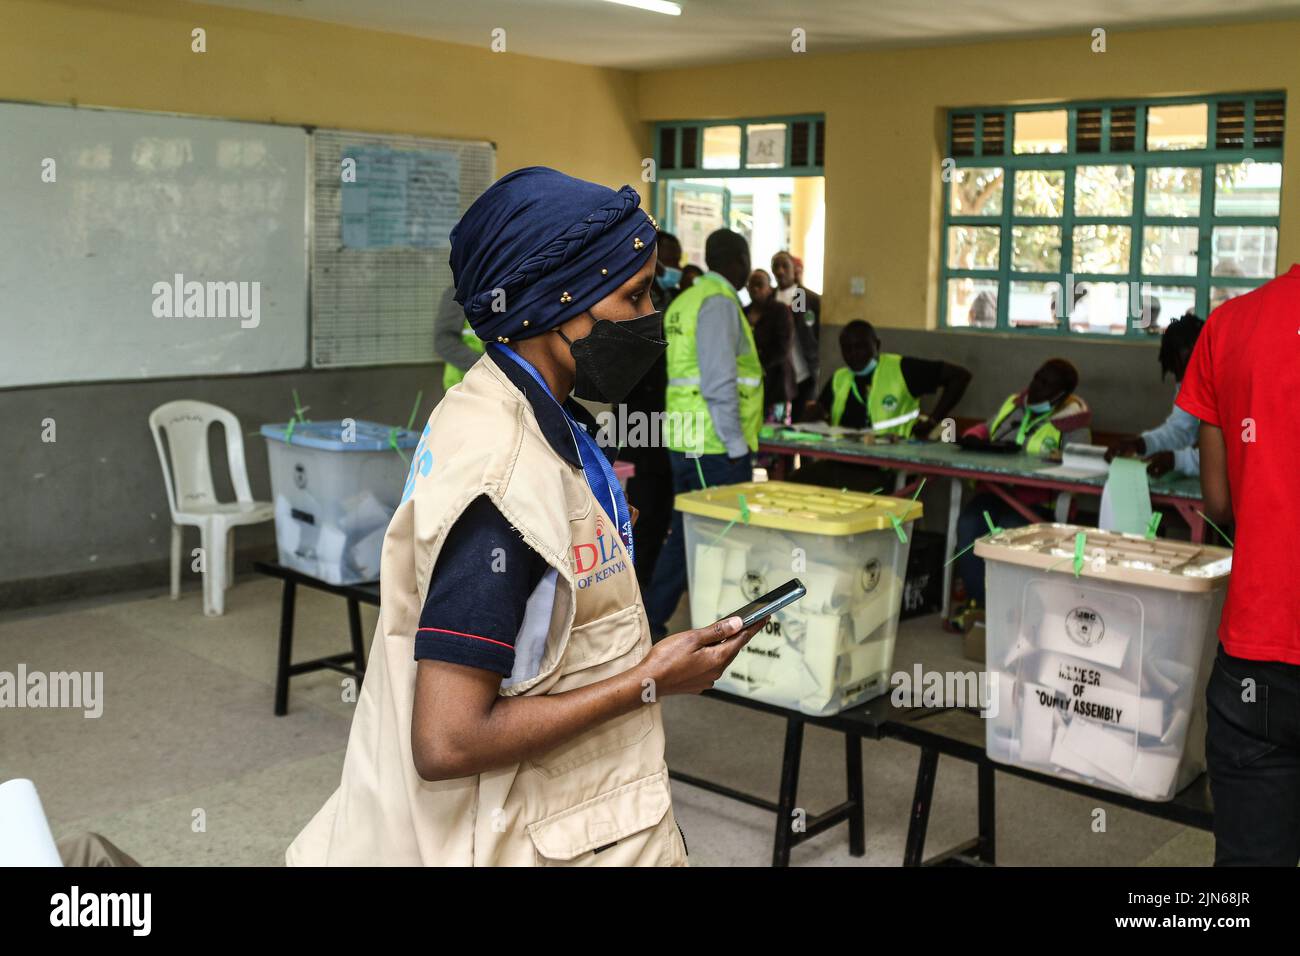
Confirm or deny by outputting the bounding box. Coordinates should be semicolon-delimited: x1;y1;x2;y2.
721;579;807;629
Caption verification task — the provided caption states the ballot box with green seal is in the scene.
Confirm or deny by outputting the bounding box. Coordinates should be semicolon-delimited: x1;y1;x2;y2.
261;420;418;585
976;525;1232;801
677;481;922;716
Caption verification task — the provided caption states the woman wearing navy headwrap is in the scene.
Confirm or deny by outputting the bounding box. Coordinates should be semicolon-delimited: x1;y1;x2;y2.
288;167;767;867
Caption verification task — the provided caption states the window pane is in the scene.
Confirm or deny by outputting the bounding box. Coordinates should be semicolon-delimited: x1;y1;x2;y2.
1137;284;1197;332
1075;165;1134;216
745;123;786;169
949;167;1003;215
1142;226;1199;276
1009;280;1061;329
1215;161;1282;216
946;278;998;328
702;125;741;169
1212;226;1278;278
1210;285;1258;310
1014;110;1068;154
1144;167;1202;216
1013;169;1064;216
1146;103;1208;150
1067;282;1129;335
1011;225;1062;272
947;226;1000;269
1072;224;1132;274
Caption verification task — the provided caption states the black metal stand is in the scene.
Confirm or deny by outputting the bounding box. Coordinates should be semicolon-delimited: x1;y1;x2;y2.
668;693;889;867
891;707;1213;867
255;561;377;716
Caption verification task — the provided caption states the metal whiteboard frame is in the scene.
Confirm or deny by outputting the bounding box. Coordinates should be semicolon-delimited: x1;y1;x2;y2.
0;98;314;390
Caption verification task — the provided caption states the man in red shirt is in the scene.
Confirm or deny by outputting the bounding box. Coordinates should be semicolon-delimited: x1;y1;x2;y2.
1177;264;1300;866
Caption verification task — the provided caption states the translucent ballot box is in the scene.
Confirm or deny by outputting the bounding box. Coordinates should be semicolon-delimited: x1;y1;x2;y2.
677;481;922;716
261;420;418;585
976;524;1232;801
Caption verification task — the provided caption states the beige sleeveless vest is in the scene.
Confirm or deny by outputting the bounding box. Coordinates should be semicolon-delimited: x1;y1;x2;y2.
286;356;686;866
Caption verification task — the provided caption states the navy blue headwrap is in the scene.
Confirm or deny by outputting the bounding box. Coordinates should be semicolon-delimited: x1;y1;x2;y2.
449;166;657;343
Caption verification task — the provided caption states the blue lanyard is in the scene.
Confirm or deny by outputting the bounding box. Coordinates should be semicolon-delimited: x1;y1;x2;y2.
489;344;635;562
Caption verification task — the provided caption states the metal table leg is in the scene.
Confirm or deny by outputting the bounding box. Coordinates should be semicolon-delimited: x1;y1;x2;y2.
942;476;961;618
273;579;297;717
772;717;805;868
347;597;367;679
904;747;939;866
978;760;996;864
846;733;865;857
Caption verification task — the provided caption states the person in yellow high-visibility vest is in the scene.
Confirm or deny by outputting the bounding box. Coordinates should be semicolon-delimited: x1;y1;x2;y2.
434;285;485;389
810;320;970;437
951;358;1091;621
645;228;763;639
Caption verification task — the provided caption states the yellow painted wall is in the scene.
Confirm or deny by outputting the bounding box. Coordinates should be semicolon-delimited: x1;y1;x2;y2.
0;0;647;191
4;2;1297;336
637;19;1300;331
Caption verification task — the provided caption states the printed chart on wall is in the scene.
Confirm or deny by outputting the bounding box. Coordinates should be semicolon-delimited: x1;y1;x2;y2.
311;129;495;368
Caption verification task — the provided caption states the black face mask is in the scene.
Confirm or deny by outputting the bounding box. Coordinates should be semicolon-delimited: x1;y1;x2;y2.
556;311;667;404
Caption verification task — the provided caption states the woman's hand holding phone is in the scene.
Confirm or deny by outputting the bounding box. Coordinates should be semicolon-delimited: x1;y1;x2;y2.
639;616;769;697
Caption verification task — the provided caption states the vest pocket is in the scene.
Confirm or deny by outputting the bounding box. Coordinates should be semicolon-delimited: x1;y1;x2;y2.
528;703;654;778
526;769;675;866
559;604;645;674
528;605;654;778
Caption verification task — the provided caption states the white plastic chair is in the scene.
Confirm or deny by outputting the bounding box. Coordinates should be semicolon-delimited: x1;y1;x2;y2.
0;779;62;866
149;400;273;616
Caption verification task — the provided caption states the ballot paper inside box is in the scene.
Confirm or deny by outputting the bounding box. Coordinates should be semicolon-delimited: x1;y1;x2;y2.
677;481;920;717
262;420;418;585
976;524;1231;801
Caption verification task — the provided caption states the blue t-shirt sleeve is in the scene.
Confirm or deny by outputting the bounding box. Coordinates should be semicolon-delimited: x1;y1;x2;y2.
414;495;549;676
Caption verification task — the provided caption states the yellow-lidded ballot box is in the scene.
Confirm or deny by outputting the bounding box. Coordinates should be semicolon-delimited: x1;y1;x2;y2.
676;481;922;716
975;524;1232;801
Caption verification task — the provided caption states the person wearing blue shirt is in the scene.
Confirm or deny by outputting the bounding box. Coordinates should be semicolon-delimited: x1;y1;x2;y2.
1110;312;1205;477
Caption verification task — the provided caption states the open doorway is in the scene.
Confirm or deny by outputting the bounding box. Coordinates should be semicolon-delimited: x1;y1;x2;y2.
660;176;825;294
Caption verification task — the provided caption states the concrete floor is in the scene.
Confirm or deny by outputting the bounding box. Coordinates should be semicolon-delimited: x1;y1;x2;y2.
0;574;1214;866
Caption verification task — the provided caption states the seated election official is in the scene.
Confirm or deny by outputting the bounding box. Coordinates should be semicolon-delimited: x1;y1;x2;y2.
809;320;971;436
951;359;1091;622
791;319;970;492
286;167;766;867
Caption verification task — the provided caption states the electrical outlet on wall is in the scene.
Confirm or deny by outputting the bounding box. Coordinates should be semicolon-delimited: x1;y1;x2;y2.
849;276;866;296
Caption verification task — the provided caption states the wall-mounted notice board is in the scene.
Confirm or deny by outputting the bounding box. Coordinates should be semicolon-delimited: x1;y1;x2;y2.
310;128;495;369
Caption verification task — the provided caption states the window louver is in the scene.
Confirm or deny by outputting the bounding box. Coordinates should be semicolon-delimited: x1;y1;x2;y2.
1109;106;1136;151
1216;101;1246;149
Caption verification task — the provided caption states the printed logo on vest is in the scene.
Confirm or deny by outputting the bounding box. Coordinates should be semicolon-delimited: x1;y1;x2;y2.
400;423;434;505
572;514;629;589
881;394;899;410
1065;606;1105;647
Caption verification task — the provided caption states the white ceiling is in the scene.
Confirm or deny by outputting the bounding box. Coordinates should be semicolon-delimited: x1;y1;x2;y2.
202;0;1300;69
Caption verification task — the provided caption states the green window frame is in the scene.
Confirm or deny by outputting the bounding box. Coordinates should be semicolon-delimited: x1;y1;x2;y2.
653;114;825;183
940;93;1285;338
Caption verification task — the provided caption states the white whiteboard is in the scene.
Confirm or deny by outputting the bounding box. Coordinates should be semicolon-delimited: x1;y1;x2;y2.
311;128;494;368
0;102;308;387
